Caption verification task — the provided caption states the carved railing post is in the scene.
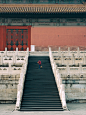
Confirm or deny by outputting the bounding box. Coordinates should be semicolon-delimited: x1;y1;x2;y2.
16;47;18;56
5;47;7;57
77;47;80;57
72;54;75;65
58;47;61;56
61;53;64;65
68;47;70;56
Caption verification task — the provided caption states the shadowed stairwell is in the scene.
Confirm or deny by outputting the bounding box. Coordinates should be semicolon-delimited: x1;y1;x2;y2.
20;56;63;111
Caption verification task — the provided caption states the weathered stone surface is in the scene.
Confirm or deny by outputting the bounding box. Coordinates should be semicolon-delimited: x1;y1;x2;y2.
64;83;86;101
0;75;19;103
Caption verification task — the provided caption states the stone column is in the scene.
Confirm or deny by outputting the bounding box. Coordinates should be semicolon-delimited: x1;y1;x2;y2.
31;45;35;52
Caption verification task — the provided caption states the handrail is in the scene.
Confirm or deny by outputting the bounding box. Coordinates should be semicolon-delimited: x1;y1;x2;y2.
49;47;67;110
15;48;29;110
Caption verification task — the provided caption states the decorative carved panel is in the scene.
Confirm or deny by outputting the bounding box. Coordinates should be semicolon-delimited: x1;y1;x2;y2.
6;29;28;51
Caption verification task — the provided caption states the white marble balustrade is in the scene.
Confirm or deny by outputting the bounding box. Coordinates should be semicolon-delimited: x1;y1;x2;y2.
49;47;67;110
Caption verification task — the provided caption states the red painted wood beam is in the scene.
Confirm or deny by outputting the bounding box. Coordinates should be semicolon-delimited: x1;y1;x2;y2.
0;26;6;51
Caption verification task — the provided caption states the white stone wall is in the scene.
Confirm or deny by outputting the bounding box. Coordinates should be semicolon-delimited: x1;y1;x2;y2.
65;84;86;102
52;47;86;102
0;74;20;103
0;47;29;103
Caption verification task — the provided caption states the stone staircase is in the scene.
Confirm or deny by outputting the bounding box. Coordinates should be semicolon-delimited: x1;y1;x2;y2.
20;56;63;111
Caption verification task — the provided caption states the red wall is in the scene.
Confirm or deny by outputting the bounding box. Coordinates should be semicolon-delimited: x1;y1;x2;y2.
0;26;6;51
0;26;86;51
31;27;86;47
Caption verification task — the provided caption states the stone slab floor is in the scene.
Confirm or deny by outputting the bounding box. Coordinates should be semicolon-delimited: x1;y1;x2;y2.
0;103;86;115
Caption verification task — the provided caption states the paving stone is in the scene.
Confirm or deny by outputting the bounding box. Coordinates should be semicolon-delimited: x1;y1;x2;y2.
0;103;86;115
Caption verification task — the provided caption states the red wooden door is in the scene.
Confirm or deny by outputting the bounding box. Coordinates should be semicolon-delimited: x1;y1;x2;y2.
6;26;31;51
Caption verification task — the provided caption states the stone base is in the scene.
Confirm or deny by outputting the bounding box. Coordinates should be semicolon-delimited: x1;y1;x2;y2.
35;46;86;51
67;99;86;103
0;100;16;104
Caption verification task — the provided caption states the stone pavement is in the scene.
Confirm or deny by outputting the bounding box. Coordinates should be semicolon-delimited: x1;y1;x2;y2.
0;103;86;115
